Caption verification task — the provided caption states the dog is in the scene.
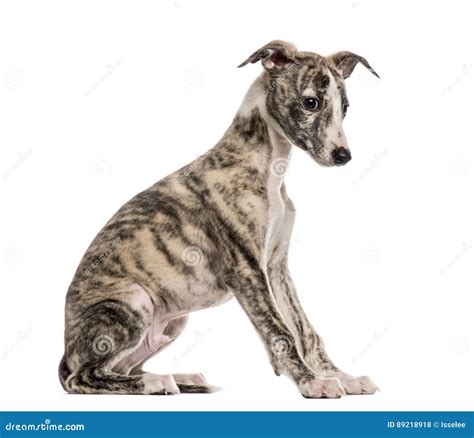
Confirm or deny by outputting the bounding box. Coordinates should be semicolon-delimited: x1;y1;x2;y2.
59;40;379;398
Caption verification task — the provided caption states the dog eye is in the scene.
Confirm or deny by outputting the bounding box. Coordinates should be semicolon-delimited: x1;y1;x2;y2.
303;97;319;110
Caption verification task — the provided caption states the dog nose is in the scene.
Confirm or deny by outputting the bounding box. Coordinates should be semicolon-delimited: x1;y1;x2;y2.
332;147;351;165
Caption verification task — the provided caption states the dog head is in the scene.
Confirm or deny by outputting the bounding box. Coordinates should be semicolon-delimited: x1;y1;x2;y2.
238;40;379;167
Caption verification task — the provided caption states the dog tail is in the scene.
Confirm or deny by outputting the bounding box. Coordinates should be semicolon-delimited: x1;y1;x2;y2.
176;383;221;394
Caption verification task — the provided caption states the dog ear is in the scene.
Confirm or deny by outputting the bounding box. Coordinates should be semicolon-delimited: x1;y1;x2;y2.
238;40;297;74
327;51;380;79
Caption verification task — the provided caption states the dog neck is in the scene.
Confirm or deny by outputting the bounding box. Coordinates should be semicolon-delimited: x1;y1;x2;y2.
218;74;293;183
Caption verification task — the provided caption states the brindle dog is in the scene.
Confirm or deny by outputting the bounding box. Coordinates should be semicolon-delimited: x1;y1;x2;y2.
59;40;379;398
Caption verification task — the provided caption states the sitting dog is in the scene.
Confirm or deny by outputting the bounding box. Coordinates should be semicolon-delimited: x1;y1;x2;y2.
59;40;379;398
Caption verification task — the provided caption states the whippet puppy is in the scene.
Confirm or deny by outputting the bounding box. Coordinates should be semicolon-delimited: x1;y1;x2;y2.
59;40;379;398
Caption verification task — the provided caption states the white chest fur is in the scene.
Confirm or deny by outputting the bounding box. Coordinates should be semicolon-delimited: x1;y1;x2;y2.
262;127;293;267
237;75;294;268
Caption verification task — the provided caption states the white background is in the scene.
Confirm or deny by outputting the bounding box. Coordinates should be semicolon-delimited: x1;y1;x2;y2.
0;0;473;411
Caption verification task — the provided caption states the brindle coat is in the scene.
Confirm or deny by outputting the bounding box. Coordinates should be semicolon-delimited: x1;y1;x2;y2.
59;40;379;398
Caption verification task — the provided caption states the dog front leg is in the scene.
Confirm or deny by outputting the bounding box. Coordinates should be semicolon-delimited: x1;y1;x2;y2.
228;267;344;398
267;257;337;372
268;257;378;395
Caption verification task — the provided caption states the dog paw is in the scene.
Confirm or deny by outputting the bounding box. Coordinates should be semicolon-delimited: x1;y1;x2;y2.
172;373;207;386
298;376;345;399
323;371;379;395
143;374;180;395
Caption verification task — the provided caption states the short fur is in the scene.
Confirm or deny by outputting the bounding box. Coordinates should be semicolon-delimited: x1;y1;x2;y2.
59;40;379;398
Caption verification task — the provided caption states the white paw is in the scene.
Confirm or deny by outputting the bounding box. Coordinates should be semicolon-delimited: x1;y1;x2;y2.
172;373;207;385
323;371;379;395
298;376;345;399
143;374;180;395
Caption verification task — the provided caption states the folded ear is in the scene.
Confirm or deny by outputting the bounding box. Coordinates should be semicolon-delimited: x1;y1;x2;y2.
327;51;380;79
238;40;297;75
